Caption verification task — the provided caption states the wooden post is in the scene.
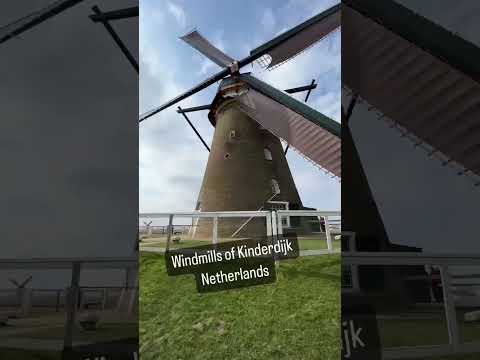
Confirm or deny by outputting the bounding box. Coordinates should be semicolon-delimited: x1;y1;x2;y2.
277;212;283;236
102;288;108;310
266;212;272;237
63;262;81;353
317;215;325;233
127;271;138;315
166;215;173;251
17;288;33;317
116;288;126;312
440;266;460;350
324;216;333;253
56;289;61;312
212;216;218;244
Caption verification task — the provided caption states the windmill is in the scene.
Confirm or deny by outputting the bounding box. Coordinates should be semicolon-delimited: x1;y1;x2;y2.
143;220;153;237
9;275;33;317
140;4;341;239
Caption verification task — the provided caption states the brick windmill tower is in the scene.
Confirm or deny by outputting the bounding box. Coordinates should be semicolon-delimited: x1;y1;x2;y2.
140;5;341;239
192;77;307;238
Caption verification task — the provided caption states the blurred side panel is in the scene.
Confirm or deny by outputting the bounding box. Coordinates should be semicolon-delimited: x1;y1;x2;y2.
342;1;480;359
0;1;138;359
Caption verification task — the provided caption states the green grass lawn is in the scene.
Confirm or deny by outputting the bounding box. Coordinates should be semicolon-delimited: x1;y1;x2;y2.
297;238;341;251
140;252;340;360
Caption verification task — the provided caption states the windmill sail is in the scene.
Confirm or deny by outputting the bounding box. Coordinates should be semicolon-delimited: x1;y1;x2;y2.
0;0;85;45
237;74;341;177
180;30;235;68
343;1;480;178
250;3;340;70
139;4;341;121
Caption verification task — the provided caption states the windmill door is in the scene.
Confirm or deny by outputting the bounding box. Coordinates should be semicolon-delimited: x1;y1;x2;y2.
266;201;290;228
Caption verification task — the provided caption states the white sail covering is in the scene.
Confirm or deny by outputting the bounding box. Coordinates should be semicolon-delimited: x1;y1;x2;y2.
180;30;235;68
237;88;341;177
252;5;340;70
343;5;480;177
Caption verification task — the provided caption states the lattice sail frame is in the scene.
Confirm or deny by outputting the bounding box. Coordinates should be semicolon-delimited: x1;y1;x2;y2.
225;74;341;178
343;86;480;187
251;5;340;71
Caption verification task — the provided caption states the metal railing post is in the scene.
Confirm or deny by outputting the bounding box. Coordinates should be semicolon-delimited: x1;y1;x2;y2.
324;216;333;253
440;265;460;350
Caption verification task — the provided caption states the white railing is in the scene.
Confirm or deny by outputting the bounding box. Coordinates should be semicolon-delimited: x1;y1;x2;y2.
140;211;273;248
139;210;341;254
276;210;340;254
0;257;137;351
342;239;480;359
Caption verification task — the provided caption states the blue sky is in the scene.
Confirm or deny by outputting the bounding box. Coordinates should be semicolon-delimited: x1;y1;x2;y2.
139;0;340;213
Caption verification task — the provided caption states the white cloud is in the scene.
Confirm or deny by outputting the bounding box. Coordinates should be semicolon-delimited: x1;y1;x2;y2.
140;2;211;212
139;125;208;212
199;58;217;75
261;8;276;30
167;1;186;28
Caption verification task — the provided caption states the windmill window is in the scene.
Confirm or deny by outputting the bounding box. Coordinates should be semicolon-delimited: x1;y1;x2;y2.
264;147;272;161
229;130;236;139
271;179;280;194
224;153;231;159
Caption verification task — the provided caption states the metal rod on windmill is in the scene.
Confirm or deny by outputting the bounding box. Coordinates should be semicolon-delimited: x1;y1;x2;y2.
285;78;316;155
0;0;85;45
89;6;138;22
178;106;210;152
89;5;139;73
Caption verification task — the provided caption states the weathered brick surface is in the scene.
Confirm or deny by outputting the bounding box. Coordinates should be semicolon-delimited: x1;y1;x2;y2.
192;100;314;240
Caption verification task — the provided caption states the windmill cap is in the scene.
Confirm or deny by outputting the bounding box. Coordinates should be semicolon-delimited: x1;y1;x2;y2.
208;74;250;126
217;74;245;90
